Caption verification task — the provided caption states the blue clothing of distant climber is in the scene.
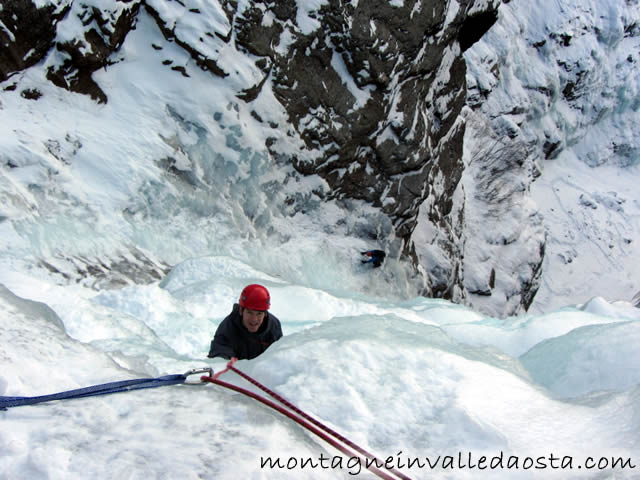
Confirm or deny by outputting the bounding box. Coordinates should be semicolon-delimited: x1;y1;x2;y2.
361;250;386;268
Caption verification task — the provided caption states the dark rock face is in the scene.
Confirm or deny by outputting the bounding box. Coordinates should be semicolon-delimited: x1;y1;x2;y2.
0;0;67;83
1;1;141;102
241;1;492;234
232;0;499;295
46;2;142;103
1;0;501;303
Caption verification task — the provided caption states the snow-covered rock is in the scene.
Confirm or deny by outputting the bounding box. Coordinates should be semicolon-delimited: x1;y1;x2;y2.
1;0;639;315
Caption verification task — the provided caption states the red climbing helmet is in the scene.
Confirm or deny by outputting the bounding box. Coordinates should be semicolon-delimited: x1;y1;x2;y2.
239;284;271;311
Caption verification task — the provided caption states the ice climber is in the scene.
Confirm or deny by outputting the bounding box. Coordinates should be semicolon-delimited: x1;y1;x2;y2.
207;284;283;360
361;249;386;268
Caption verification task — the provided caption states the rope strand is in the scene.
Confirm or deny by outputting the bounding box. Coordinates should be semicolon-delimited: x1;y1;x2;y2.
202;358;412;480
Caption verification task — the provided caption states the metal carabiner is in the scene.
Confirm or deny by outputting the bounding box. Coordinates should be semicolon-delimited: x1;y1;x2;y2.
182;367;213;385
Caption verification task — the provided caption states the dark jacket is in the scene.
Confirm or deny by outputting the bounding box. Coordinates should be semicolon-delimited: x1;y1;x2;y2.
207;304;283;360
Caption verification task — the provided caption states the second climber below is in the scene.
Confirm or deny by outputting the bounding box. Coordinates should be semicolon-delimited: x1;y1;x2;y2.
207;284;283;360
361;249;386;268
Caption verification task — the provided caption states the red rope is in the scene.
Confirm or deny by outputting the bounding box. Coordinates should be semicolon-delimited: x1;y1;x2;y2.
210;357;237;380
201;359;412;480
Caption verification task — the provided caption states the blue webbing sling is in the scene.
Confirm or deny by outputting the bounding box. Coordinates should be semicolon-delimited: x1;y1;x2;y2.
0;368;211;410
